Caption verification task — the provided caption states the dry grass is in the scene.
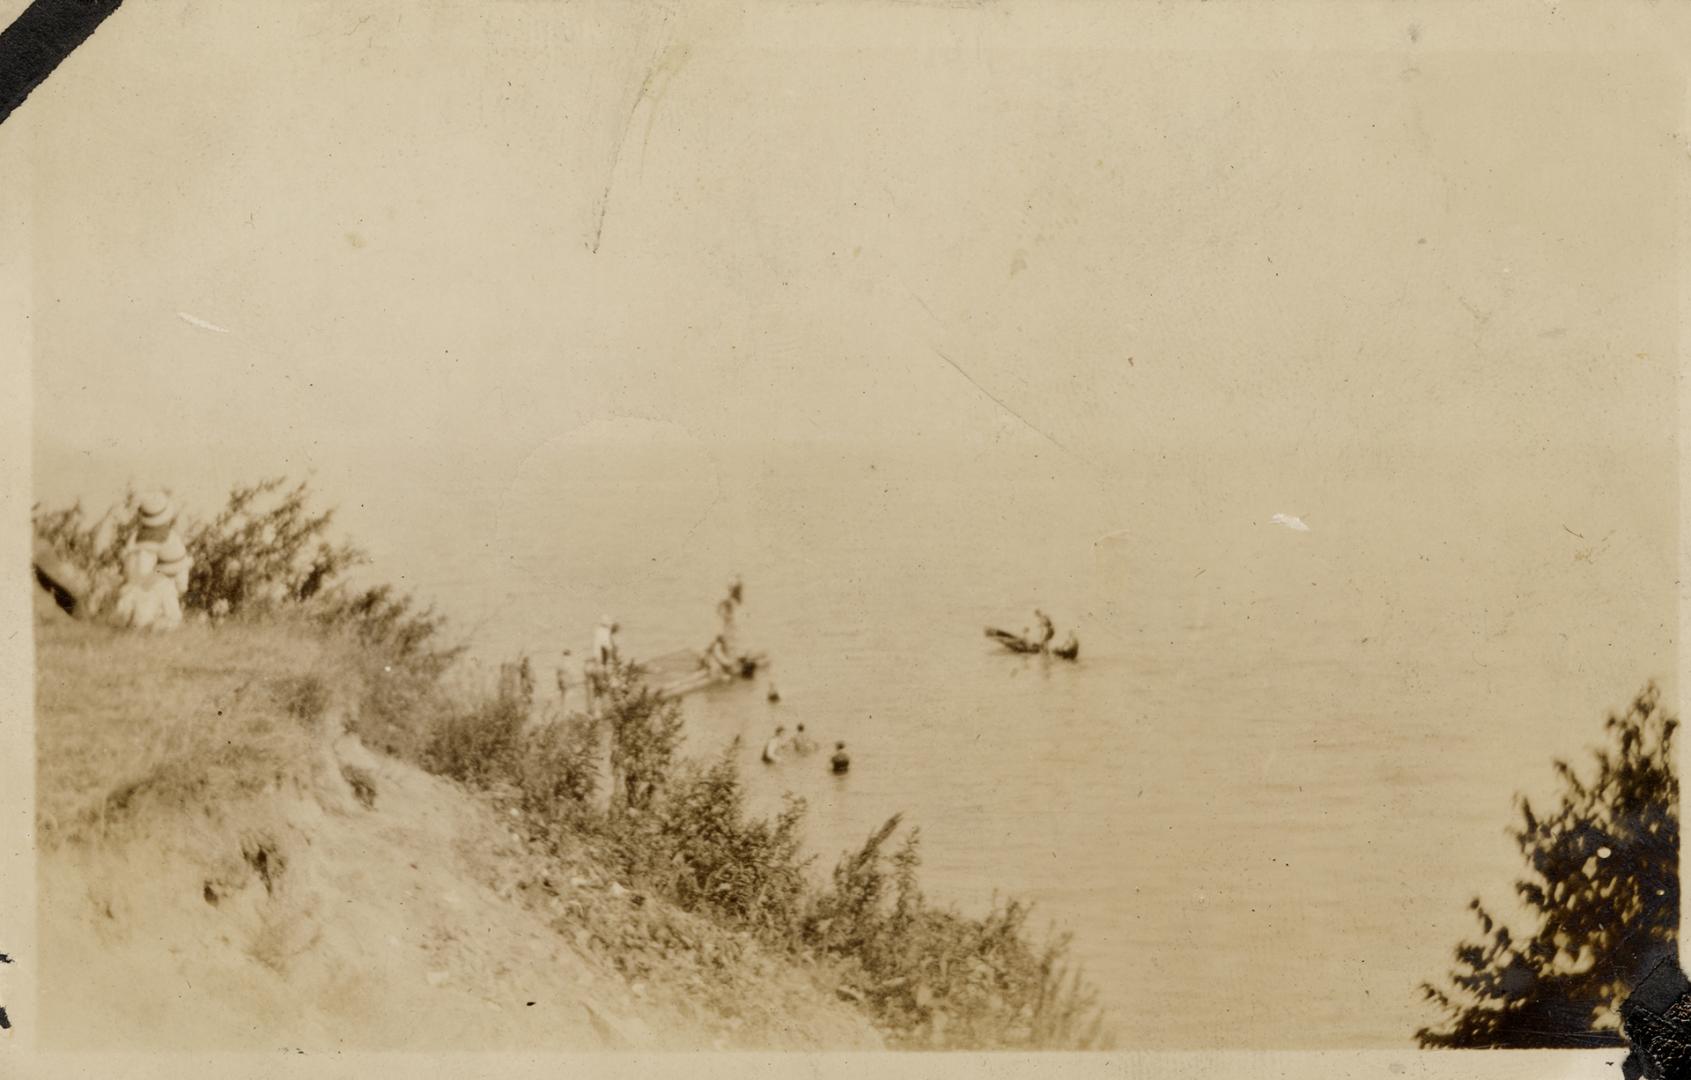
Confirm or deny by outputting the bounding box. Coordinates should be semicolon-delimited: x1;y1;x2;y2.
35;613;349;847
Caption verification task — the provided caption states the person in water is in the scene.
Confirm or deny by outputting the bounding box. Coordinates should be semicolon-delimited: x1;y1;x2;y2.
790;723;817;756
830;742;851;774
762;726;786;764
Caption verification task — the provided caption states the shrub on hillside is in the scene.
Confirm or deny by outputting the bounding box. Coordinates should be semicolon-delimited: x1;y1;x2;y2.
316;584;466;758
595;659;685;815
419;655;1114;1049
423;660;535;787
182;477;367;618
315;582;461;676
619;744;810;936
31;493;138;614
804;816;1109;1049
517;712;604;823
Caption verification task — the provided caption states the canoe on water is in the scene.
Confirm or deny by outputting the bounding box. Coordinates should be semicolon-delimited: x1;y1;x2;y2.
984;627;1043;654
985;625;1081;661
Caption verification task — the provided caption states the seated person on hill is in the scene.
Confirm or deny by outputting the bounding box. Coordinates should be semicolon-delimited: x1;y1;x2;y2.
113;534;190;632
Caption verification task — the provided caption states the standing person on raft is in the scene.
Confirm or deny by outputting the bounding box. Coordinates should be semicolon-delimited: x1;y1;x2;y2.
709;579;741;678
594;615;621;666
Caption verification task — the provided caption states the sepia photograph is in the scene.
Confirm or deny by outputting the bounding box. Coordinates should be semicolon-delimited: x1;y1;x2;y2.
5;0;1687;1073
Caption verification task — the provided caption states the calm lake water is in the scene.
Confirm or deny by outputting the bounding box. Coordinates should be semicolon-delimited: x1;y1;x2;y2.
36;434;1677;1047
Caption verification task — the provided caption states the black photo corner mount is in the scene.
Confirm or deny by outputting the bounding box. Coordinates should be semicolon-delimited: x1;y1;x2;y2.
1622;955;1691;1080
0;0;126;127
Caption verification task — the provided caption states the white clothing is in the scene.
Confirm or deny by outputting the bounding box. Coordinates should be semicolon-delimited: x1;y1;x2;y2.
114;575;183;630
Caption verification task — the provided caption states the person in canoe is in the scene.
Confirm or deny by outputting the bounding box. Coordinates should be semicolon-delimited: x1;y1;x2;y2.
830;742;851;774
986;612;1080;661
1034;609;1056;649
1053;632;1080;661
985;626;1042;653
762;725;787;764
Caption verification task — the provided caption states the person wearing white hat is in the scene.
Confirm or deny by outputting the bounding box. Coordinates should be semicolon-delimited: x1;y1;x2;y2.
120;489;183;581
135;491;177;542
109;490;190;630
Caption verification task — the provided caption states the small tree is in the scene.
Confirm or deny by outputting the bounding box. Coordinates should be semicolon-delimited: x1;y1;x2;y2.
597;658;685;814
803;815;1107;1049
648;744;810;934
1419;682;1678;1047
423;661;533;788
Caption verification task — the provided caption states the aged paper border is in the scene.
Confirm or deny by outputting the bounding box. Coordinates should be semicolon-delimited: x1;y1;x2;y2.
0;2;1685;1077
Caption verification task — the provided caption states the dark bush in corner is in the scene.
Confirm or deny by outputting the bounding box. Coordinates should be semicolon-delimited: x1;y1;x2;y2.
1419;683;1678;1047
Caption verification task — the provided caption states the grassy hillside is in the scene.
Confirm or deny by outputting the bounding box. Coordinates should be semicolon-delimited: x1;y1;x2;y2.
35;611;881;1051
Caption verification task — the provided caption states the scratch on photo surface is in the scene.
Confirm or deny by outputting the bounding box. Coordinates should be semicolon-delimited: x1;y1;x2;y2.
178;311;230;334
902;284;944;329
590;22;687;253
637;44;691;177
929;346;1078;463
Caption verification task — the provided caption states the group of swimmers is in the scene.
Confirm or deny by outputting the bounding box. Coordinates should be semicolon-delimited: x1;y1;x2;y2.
762;722;850;774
